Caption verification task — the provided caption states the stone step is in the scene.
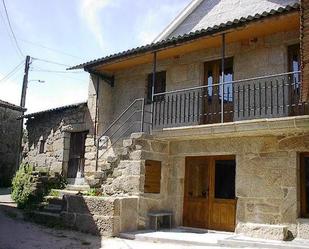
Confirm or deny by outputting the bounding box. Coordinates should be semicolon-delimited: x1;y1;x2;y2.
65;184;90;192
45;196;63;206
50;189;81;198
42;204;62;214
27;211;64;228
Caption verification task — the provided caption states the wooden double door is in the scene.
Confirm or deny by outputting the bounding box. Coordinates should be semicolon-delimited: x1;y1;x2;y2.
183;156;236;231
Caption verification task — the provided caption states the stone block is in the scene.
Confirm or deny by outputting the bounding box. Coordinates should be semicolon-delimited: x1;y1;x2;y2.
236;222;289;241
120;197;138;232
65;195;115;216
75;213;114;236
297;219;309;239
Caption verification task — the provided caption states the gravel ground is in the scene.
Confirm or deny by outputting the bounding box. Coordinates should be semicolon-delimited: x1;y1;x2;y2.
0;189;256;249
0;208;102;249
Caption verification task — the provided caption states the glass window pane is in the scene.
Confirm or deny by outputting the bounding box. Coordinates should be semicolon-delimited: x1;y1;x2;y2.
215;160;235;199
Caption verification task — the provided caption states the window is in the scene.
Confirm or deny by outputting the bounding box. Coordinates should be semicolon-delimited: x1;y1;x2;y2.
39;140;45;154
144;160;161;193
288;44;300;85
300;153;309;218
146;71;166;103
214;159;236;199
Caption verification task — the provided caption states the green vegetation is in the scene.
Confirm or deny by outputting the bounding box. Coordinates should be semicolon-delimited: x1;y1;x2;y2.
11;163;37;209
84;188;103;196
48;189;60;197
11;163;67;209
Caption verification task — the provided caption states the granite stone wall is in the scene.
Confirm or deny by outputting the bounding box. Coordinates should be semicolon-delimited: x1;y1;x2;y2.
23;104;94;178
61;195;138;236
0;103;23;186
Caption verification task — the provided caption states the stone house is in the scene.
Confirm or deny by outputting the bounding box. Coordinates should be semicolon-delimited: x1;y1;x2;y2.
22;102;93;185
0;100;25;186
23;0;309;241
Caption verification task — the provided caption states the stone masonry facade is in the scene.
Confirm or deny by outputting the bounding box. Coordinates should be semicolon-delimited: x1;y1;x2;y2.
0;100;24;186
23;103;96;178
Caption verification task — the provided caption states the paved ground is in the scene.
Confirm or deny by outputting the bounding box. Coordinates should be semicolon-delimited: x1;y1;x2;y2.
0;208;259;249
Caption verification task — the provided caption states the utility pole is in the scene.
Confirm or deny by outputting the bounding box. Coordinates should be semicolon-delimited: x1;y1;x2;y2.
20;55;31;108
17;55;31;170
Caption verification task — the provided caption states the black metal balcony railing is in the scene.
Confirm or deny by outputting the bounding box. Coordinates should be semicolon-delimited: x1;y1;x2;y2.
152;71;309;129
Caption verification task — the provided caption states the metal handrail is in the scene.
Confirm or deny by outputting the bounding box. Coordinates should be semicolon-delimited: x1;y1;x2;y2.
100;109;142;146
100;98;145;136
95;98;147;170
153;71;301;96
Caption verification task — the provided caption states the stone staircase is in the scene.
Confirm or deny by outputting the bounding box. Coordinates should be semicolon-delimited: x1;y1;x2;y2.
97;133;147;195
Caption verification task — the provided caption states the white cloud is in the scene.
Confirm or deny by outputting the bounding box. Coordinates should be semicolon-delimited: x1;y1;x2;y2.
79;0;113;50
135;2;188;45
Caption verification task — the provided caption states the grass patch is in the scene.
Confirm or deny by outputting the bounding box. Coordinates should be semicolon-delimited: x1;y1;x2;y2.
48;189;60;197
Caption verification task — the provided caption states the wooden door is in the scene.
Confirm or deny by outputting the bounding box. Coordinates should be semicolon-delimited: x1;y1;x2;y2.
68;131;88;178
208;156;236;232
203;59;234;124
183;157;210;228
183;156;236;231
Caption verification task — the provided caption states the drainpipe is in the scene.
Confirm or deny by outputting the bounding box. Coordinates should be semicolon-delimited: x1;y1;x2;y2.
151;51;157;133
95;75;100;172
221;33;225;123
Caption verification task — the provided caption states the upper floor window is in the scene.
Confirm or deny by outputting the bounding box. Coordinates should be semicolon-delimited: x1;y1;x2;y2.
146;71;166;103
288;44;300;84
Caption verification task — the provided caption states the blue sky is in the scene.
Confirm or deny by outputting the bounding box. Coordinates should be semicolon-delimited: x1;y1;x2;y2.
0;0;189;113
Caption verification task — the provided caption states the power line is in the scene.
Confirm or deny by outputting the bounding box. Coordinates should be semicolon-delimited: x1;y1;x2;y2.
1;0;24;57
19;38;84;60
0;60;24;83
0;7;23;58
31;57;72;67
31;68;85;74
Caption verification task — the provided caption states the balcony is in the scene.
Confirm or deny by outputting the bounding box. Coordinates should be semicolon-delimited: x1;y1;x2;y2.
152;71;309;130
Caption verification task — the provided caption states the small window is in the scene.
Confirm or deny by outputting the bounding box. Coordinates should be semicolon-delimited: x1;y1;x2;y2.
146;71;166;103
39;140;45;154
300;153;309;218
144;160;161;193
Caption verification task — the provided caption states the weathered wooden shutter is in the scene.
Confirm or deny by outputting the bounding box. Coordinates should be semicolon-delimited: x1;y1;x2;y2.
144;160;161;193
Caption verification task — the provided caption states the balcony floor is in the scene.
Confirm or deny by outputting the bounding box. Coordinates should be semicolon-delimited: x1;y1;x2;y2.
152;115;309;141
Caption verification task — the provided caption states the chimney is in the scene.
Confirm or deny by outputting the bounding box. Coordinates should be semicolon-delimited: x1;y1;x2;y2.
301;0;309;101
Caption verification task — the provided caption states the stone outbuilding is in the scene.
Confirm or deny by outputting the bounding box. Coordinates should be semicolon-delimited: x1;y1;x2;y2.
22;102;97;185
0;100;25;186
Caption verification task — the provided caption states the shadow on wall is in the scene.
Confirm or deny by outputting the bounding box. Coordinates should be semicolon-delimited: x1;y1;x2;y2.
61;195;138;239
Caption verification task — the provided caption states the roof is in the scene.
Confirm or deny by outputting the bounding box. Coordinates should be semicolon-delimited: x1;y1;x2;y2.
0;99;26;112
153;0;204;42
155;0;300;41
68;3;300;71
19;102;87;119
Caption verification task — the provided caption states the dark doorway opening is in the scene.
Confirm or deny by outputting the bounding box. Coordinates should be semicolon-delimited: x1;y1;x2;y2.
67;131;88;178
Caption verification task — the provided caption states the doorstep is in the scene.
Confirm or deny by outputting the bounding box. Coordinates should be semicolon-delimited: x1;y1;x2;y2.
119;227;234;246
119;227;309;248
